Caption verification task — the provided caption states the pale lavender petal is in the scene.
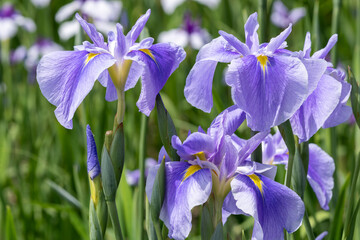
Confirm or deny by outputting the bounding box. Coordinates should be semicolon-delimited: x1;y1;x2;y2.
185;36;241;112
301;58;328;97
237;131;270;163
303;32;311;58
124;61;144;91
307;144;334;210
226;54;308;131
312;34;338;59
244;12;259;52
37;51;116;128
266;24;292;53
126;9;151;46
75;13;107;49
290;74;342;142
126;42;186;115
218;30;250;56
230;174;304;240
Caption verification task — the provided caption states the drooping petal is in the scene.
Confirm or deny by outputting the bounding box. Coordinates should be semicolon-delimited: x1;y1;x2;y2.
226;54;308;131
75;13;107;49
301;58;328;97
237;131;270;163
126;9;151;47
126;42;186;115
171;132;216;160
37;51;116;128
261;131;288;165
86;125;100;179
185;36;241;112
244;12;259;52
229;174;304;240
307;144;334;210
146;161;212;240
290;74;342;142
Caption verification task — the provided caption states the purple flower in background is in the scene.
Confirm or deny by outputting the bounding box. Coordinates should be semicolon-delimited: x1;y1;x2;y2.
262;131;335;210
86;125;101;180
146;106;304;240
55;0;122;41
161;0;220;14
271;0;306;28
186;12;316;131
0;3;36;40
289;33;352;142
158;13;210;50
37;10;186;129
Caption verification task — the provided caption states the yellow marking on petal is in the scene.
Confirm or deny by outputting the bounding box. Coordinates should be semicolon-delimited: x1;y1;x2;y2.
182;165;202;182
194;151;206;161
257;55;268;73
248;174;263;194
85;53;99;65
139;48;156;62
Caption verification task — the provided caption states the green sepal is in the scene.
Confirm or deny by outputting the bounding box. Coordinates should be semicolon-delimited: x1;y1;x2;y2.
100;146;117;202
89;200;103;240
201;205;214;240
348;67;360;128
210;222;224;240
110;123;125;184
156;94;180;161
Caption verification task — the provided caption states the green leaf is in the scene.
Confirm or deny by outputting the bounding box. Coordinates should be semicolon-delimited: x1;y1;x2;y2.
110;123;125;184
47;180;82;208
5;206;17;240
210;222;224;240
201;205;214;240
156;94;180;161
292;148;307;198
100;146;117;202
346;198;360;240
348;67;360;128
278;120;295;155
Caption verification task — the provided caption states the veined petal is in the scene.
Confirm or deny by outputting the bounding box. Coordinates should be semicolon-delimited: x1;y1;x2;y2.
146;161;212;240
230;174;304;240
244;12;259;52
238;131;269;163
37;51;116;129
290;74;342;142
312;34;337;59
302;58;328;96
75;13;107;49
307;144;334;210
185;36;241;112
303;32;312;58
226;54;308;131
126;9;151;47
266;24;292;53
126;42;186;115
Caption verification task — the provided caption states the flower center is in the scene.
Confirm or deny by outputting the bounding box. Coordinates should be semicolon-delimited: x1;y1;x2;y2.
257;55;268;73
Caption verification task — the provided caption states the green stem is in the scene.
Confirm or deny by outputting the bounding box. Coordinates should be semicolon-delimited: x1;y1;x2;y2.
285;148;294;188
153;221;163;240
138;114;148;240
116;90;125;125
258;0;267;42
312;0;320;51
303;210;316;240
107;200;124;240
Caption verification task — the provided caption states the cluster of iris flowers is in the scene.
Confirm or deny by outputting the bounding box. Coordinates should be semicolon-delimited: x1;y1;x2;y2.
34;4;352;240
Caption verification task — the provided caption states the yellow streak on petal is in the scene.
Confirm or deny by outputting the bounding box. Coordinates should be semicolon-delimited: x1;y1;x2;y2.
194;151;206;161
257;55;268;73
248;174;263;194
85;53;99;65
139;48;156;62
182;165;202;182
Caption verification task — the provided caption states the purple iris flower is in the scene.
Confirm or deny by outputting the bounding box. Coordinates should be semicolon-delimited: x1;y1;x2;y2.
0;3;36;40
289;33;352;142
158;13;210;50
86;125;101;180
37;9;186;129
271;0;306;28
185;12;318;131
262;131;335;210
146;106;304;240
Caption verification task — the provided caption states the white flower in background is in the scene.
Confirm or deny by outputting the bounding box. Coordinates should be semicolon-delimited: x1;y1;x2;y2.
55;0;122;41
271;0;306;28
0;3;36;41
31;0;51;8
158;13;210;50
161;0;220;14
11;38;62;83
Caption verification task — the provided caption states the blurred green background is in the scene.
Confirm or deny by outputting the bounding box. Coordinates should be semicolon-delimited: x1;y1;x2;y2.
1;0;360;239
